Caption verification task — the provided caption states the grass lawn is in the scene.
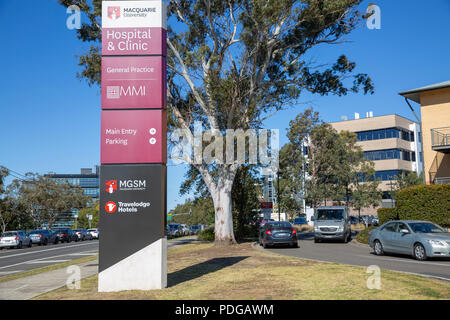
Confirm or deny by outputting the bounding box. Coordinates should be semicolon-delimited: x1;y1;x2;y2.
35;242;450;300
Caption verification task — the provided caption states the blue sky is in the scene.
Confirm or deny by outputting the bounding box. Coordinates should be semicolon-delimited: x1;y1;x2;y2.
0;0;449;210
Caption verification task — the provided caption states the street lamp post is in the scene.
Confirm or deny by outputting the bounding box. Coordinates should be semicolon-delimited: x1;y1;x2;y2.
277;170;283;222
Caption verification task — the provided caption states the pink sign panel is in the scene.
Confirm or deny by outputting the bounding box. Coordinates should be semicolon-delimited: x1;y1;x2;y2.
102;28;166;56
101;110;167;164
101;56;166;109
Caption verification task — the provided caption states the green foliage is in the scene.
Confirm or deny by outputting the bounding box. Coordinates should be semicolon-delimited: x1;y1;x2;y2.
234;224;259;240
395;184;449;227
280;108;381;212
376;184;450;228
356;226;376;244
5;173;90;229
171;196;215;226
232;166;261;240
377;208;397;225
198;226;215;241
77;202;99;229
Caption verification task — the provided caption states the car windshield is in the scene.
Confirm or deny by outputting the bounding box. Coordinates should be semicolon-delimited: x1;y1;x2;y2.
88;229;96;232
316;209;344;220
267;222;291;229
191;226;199;229
2;232;16;237
29;230;43;234
168;225;179;229
408;222;447;234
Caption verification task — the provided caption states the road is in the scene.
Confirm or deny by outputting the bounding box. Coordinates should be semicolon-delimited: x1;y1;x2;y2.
262;232;450;281
0;236;195;277
0;240;99;276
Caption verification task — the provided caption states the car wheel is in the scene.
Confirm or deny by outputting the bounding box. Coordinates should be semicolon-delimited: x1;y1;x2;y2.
44;239;48;246
314;237;320;243
373;240;384;256
16;241;22;249
28;241;32;248
262;241;268;249
413;243;427;261
292;241;299;248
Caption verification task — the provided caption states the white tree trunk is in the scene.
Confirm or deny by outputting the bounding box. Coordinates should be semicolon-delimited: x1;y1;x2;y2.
212;182;235;245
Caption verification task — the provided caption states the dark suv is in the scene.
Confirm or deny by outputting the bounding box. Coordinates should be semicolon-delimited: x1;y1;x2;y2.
28;229;58;245
53;228;78;243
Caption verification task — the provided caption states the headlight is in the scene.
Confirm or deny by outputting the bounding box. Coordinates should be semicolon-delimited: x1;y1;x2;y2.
314;226;320;231
337;226;344;232
428;240;446;247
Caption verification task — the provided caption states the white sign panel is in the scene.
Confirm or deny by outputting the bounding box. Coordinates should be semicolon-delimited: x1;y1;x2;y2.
102;1;166;29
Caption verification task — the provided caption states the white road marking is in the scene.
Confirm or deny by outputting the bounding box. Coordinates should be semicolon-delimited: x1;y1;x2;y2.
354;254;450;267
0;252;97;270
25;260;70;264
0;270;24;275
0;242;97;260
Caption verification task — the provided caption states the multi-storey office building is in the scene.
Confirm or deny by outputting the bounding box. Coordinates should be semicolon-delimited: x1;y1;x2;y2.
47;167;99;227
329;114;423;211
399;80;450;185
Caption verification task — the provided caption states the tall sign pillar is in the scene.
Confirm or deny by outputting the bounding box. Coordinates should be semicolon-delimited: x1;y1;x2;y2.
99;0;167;292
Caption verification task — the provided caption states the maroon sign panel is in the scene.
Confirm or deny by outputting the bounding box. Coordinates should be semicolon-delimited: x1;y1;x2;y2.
102;28;167;56
101;110;167;164
101;56;166;109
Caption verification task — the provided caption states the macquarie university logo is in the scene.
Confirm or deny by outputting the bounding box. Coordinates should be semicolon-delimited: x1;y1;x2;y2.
105;180;117;194
107;6;121;20
105;201;117;214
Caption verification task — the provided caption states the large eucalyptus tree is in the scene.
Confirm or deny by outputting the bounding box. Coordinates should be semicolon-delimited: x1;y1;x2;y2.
59;0;373;244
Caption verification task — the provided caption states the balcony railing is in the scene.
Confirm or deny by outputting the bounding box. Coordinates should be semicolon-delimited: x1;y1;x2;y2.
431;127;450;153
434;177;450;185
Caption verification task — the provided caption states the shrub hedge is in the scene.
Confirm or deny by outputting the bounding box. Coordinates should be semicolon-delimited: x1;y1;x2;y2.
197;226;215;241
377;184;450;227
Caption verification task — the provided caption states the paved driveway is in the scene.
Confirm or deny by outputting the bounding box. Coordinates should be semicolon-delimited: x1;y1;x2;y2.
260;232;450;281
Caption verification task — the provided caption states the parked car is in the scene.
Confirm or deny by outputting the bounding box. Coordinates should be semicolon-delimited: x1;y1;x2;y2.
0;231;32;249
372;217;379;226
360;215;375;226
259;221;298;248
293;217;308;225
312;206;352;243
369;220;450;261
87;228;99;239
350;216;360;225
52;228;78;243
29;229;58;245
168;224;182;238
73;229;92;241
180;224;190;236
189;225;201;235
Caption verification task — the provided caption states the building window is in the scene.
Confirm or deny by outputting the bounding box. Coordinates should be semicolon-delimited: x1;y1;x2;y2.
364;149;415;161
356;127;414;142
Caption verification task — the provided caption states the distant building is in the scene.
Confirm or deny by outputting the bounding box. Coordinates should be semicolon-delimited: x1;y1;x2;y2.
399;80;450;185
47;166;99;227
329;113;423;212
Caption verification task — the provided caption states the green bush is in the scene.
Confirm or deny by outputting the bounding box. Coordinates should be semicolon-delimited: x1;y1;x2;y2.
396;184;450;227
377;208;397;225
198;226;215;241
356;226;376;244
235;224;259;240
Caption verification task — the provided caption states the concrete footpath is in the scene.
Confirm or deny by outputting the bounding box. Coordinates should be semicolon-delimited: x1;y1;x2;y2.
0;259;98;300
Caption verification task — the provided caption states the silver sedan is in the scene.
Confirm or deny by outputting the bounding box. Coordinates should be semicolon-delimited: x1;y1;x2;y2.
369;220;450;260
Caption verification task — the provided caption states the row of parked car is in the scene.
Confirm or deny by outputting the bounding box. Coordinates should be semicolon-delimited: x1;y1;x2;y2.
167;223;206;238
0;228;99;249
